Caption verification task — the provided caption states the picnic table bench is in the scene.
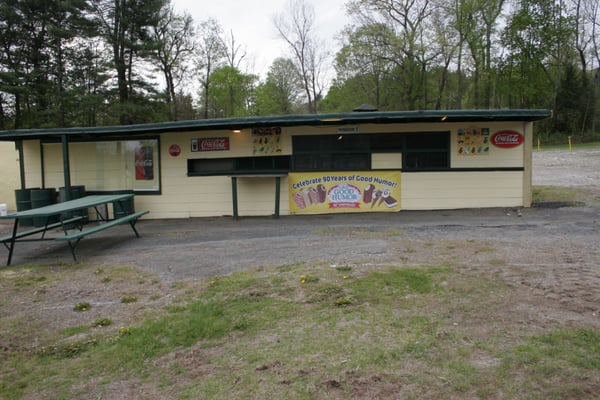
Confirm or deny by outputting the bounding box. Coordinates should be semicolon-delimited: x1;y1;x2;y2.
0;194;149;265
0;216;85;247
55;210;149;261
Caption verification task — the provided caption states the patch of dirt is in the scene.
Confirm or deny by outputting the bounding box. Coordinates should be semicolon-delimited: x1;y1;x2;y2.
0;264;196;353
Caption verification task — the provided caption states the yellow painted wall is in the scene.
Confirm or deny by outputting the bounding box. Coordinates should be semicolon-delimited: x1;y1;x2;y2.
0;142;19;210
16;121;534;218
372;153;402;169
401;171;525;209
22;140;43;189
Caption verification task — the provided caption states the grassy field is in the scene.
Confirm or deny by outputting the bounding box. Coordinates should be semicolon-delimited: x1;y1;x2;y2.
1;253;599;399
1;186;599;399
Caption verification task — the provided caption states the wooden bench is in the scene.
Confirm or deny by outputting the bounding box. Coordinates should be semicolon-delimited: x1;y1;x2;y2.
55;210;149;261
1;216;85;248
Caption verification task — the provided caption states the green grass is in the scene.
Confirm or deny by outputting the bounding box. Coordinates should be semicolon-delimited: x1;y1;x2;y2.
1;262;598;399
533;185;594;204
500;329;600;399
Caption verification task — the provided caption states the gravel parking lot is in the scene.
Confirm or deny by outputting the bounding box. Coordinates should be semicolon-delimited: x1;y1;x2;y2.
533;148;600;187
2;148;599;282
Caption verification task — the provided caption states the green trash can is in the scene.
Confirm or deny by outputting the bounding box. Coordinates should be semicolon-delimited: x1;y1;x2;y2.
15;188;39;227
112;190;135;219
59;185;87;224
31;188;57;227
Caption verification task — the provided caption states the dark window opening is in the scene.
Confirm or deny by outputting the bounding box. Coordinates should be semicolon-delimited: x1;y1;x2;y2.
187;155;291;176
402;133;449;170
292;132;449;171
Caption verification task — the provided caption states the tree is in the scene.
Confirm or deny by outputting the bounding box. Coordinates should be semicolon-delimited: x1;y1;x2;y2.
347;0;438;109
320;76;376;112
501;0;575;130
0;0;94;129
274;0;327;113
578;0;600;133
204;66;257;118
0;0;32;129
196;18;226;119
253;58;303;115
446;0;470;108
90;0;167;124
221;29;247;70
152;1;196;120
555;62;586;133
66;43;111;126
335;24;396;109
461;0;505;108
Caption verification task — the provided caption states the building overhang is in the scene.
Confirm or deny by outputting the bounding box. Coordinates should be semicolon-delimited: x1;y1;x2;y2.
0;109;551;142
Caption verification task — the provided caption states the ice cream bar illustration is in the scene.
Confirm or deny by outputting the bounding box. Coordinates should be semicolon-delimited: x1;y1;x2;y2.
382;189;397;208
301;189;312;208
317;184;327;203
293;192;306;209
309;187;320;204
363;184;375;204
371;189;382;208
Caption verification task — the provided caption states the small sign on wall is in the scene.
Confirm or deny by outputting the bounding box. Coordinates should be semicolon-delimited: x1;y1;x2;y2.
457;128;490;156
191;137;230;152
252;127;282;156
491;131;524;148
337;126;359;134
169;144;181;157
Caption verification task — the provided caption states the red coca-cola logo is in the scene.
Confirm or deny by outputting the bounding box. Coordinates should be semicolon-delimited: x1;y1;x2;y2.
169;144;181;157
491;131;523;148
193;137;230;152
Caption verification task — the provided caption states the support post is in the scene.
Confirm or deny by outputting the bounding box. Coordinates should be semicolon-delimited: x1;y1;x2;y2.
17;140;25;189
61;134;72;200
231;176;238;220
274;176;281;219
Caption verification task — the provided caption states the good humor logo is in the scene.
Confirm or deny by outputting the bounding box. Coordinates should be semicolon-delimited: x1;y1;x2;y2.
328;184;361;208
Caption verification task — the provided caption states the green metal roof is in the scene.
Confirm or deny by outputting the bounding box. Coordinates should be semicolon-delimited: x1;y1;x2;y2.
0;109;551;141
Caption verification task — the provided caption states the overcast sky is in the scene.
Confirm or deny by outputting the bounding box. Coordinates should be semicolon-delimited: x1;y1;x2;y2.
172;0;351;80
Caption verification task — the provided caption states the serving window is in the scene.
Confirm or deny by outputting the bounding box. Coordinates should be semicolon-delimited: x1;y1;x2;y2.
402;133;450;170
187;155;291;176
185;132;450;176
292;132;450;171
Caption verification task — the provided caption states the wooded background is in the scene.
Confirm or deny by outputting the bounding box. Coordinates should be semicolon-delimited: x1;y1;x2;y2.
1;0;599;140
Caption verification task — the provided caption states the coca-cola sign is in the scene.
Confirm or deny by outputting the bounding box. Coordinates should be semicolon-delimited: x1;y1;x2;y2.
491;131;523;148
191;137;230;152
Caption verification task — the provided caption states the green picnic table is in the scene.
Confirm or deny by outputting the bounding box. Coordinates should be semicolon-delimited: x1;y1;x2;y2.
1;194;149;266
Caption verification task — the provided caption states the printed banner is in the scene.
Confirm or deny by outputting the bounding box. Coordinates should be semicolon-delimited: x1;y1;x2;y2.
289;171;401;213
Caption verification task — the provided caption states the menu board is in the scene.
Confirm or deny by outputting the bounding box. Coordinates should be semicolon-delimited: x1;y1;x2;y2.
457;128;490;156
253;127;282;156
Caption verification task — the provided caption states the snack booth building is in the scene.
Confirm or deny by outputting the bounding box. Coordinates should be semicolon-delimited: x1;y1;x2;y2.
0;109;551;219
